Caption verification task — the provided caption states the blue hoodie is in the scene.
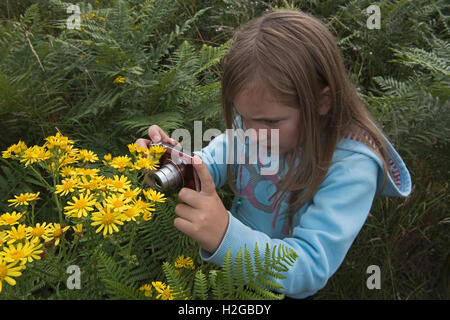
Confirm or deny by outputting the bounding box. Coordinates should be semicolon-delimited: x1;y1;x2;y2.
193;117;412;299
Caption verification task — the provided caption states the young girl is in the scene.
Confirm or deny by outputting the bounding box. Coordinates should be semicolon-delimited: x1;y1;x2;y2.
137;10;411;299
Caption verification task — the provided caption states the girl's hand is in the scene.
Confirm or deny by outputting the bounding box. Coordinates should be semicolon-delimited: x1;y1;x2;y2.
174;155;229;253
135;125;180;187
135;124;180;149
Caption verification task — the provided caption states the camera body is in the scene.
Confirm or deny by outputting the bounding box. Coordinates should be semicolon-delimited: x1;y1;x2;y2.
148;141;201;194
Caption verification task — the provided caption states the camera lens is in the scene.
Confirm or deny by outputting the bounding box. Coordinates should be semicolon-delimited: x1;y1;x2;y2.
150;162;182;192
152;175;163;189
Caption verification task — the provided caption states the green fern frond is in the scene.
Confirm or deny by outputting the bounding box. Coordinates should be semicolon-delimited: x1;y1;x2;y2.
221;249;235;299
162;261;191;300
100;278;143;300
244;245;255;282
118;111;185;136
390;47;450;77
192;270;209;300
96;249;141;299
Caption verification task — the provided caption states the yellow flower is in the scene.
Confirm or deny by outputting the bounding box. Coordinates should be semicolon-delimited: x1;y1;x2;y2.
104;193;132;213
72;224;84;238
156;285;175;300
8;192;40;207
113;76;126;84
44;132;74;149
122;187;141;199
55;178;79;196
0;258;26;293
19;146;52;166
91;204;124;237
133;156;159;171
60;166;77;177
109;175;131;193
122;205;141;222
48;223;70;246
77;149;99;163
58;154;79;169
128;143;138;154
102;153;112;165
149;145;166;158
133;199;155;221
19;148;39;166
64;191;98;218
143;189;167;203
1;150;11;159
77;176;100;193
2;241;43;265
2;141;28;159
139;284;152;297
151;281;166;292
28;222;53;242
136;146;149;154
6;224;30;244
110;155;132;172
174;255;195;270
0;211;24;226
75;167;100;177
0;231;8;246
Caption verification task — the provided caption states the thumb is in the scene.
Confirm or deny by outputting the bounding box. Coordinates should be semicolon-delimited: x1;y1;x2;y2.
192;155;215;194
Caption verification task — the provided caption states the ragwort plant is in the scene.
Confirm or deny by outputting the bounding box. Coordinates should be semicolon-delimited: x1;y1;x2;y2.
0;133;298;299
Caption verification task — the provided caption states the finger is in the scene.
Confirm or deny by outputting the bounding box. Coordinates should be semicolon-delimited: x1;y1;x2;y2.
174;202;196;221
192;155;215;194
136;138;150;149
177;187;200;208
148;125;178;145
173;217;196;238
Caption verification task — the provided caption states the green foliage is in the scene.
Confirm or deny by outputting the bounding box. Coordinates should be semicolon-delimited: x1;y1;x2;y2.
363;33;449;184
162;244;298;300
0;0;448;300
0;0;226;154
95;248;143;299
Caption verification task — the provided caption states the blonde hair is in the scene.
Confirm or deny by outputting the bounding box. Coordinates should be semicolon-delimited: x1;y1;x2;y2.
221;10;390;235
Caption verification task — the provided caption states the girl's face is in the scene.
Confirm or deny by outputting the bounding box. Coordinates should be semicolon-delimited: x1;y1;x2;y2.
233;86;301;155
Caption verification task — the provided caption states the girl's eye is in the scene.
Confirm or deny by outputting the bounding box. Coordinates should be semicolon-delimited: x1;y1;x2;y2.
264;120;279;125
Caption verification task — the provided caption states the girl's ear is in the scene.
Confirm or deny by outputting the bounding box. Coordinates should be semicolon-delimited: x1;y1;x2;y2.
318;86;332;116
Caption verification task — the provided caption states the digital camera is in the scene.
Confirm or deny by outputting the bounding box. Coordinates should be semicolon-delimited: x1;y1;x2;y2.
148;141;201;194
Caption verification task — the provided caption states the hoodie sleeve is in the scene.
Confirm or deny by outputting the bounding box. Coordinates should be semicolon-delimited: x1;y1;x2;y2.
199;151;380;299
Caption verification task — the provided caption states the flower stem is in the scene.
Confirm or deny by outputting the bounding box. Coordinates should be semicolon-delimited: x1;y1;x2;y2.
31;203;35;225
53;175;63;223
29;165;52;190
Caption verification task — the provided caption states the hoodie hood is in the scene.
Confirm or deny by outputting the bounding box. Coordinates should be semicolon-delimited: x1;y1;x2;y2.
336;129;412;198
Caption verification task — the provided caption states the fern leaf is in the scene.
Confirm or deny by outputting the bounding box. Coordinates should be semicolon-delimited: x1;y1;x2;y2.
193;270;209;300
221;249;234;299
162;261;190;300
391;47;450;77
96;249;141;299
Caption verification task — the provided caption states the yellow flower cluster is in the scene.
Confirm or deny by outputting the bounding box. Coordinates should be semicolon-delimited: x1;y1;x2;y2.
174;255;195;275
113;76;126;84
81;12;106;21
0;204;70;293
139;281;175;300
1;133;168;293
